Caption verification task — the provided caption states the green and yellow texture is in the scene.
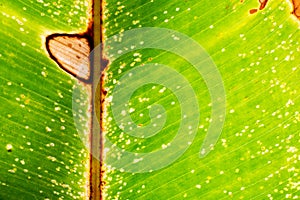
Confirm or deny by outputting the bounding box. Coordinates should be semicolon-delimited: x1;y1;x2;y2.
103;0;300;199
0;1;90;199
0;0;299;199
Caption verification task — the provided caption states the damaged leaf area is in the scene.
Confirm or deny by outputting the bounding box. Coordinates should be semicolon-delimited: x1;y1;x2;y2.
46;34;92;82
250;0;300;17
249;0;269;14
291;0;300;18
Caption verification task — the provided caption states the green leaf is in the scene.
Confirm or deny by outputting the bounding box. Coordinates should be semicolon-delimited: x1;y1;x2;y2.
2;0;299;199
103;0;300;199
0;1;91;199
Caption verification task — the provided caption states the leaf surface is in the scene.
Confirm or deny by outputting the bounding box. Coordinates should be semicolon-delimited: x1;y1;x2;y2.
103;0;300;199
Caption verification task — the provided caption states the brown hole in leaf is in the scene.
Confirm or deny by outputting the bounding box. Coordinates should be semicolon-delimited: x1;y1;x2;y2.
45;33;93;83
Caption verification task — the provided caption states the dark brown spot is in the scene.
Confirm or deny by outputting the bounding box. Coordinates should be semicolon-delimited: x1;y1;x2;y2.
249;8;258;14
249;0;269;14
100;57;109;71
102;89;107;96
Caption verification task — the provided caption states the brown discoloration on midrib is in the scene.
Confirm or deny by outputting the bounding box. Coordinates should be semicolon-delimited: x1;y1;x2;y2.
90;0;109;200
99;73;107;199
